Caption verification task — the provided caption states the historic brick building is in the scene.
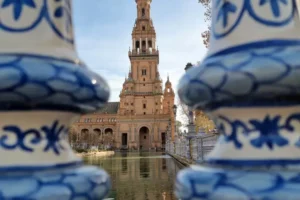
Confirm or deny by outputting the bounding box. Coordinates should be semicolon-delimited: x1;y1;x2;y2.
71;0;175;150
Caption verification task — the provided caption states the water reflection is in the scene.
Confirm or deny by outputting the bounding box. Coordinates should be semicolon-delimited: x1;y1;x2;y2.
83;152;184;200
122;158;127;174
140;154;150;178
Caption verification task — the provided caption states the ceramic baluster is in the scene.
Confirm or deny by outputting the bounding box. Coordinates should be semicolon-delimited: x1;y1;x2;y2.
0;0;111;199
176;0;300;199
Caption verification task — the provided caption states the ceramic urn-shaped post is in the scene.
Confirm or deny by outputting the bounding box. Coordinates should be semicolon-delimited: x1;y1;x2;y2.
177;0;300;199
0;0;111;199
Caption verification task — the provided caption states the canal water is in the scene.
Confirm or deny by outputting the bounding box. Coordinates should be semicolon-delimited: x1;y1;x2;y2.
83;152;184;200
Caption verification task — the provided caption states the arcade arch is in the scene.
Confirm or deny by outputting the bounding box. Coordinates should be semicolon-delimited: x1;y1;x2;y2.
139;126;150;150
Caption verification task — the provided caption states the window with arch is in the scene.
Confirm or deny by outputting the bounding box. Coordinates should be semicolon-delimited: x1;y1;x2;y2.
142;69;147;75
148;40;152;48
142;26;145;31
136;41;140;49
142;8;145;16
142;41;146;52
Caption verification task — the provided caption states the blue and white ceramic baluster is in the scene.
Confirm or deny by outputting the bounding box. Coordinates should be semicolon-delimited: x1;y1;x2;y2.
176;0;300;199
0;0;111;199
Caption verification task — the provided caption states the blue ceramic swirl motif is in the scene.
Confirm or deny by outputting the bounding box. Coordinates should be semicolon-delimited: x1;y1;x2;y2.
213;0;295;39
0;120;68;155
0;0;73;43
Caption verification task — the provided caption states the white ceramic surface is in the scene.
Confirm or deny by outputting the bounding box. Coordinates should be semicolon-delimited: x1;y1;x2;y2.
208;0;300;56
0;0;77;60
0;111;81;168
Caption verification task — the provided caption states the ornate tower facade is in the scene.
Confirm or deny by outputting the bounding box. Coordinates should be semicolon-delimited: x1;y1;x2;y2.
119;0;162;116
72;0;175;151
163;76;175;115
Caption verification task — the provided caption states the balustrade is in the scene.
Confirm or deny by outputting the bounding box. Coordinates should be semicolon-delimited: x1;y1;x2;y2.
0;0;111;199
175;0;300;199
165;134;218;163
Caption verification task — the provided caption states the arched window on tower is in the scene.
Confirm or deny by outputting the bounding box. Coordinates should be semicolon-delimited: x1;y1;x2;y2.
142;8;145;17
136;41;140;49
142;40;146;53
148;40;152;48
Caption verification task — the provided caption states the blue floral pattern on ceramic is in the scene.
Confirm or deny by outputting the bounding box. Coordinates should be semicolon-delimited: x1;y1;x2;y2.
178;44;300;110
213;0;294;39
0;54;110;113
0;0;74;43
2;0;37;20
217;113;300;150
0;166;111;200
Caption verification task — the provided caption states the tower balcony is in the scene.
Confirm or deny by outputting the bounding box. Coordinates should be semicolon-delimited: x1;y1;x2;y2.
128;48;159;57
122;91;163;96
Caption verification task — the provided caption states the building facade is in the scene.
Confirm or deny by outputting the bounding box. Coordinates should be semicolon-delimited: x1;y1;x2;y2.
71;0;175;151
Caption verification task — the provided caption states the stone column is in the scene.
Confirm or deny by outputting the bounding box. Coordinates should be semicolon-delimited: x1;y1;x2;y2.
133;38;135;50
153;38;155;50
139;38;142;53
134;126;137;148
150;127;153;148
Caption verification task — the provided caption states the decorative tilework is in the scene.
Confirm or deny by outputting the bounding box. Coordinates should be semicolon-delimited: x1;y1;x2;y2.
176;166;300;200
0;54;110;113
178;43;300;110
213;0;294;39
0;166;111;200
0;0;74;43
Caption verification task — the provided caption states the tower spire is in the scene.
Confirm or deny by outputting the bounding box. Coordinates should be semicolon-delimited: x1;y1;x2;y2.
135;0;152;19
130;0;157;55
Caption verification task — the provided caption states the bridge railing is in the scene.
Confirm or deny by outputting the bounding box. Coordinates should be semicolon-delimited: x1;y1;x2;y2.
166;134;218;163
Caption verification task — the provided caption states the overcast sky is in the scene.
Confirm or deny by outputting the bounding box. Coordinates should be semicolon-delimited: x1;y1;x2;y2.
73;0;208;102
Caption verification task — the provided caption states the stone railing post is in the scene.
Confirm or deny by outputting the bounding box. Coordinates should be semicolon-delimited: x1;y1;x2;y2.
0;0;111;199
185;137;190;159
176;0;300;199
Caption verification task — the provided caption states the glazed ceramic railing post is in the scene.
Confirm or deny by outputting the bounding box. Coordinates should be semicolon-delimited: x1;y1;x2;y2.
0;0;111;199
176;0;300;199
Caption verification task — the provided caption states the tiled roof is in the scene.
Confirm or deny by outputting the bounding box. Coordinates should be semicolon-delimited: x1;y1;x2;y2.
97;102;119;114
